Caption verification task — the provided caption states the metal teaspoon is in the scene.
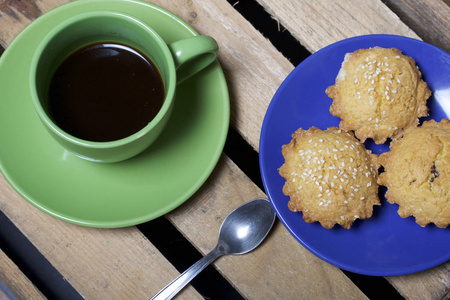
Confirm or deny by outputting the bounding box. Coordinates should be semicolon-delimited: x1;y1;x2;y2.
150;198;276;300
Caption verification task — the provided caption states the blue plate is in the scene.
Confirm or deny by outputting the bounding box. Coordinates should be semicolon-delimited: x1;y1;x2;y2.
259;35;450;276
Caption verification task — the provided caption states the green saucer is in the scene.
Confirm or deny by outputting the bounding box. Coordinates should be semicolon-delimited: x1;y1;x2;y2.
0;0;229;228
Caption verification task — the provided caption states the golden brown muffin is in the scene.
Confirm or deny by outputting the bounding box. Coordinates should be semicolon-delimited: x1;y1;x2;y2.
326;47;431;144
378;119;450;228
279;127;380;229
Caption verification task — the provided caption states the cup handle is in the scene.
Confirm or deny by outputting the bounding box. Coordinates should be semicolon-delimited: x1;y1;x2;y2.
168;35;218;84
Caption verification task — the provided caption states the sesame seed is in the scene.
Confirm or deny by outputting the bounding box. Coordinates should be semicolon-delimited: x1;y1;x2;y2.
360;196;365;200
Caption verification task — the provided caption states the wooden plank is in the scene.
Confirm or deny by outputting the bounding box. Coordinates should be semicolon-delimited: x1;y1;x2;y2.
0;0;448;299
0;1;368;298
0;248;45;300
384;0;450;54
386;266;450;300
164;0;450;299
256;0;419;53
154;0;295;152
167;155;368;299
0;0;68;48
251;1;450;299
0;174;203;299
0;1;366;299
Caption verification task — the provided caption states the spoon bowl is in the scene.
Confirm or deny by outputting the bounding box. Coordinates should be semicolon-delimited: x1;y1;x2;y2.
217;199;275;255
151;198;276;300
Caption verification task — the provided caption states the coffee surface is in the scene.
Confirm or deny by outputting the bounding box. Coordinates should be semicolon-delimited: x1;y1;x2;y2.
48;42;164;142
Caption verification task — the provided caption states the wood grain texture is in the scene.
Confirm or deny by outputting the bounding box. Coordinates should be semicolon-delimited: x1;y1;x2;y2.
154;0;294;152
159;0;450;299
0;1;367;299
0;0;449;299
0;175;203;300
384;0;450;54
256;0;419;54
0;0;69;48
167;155;367;299
387;264;450;300
0;249;45;300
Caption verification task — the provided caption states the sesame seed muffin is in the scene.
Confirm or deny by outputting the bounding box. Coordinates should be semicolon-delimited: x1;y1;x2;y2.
326;47;431;144
279;127;380;229
378;119;450;228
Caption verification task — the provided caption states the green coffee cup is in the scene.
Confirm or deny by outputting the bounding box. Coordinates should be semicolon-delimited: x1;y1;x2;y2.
30;10;218;163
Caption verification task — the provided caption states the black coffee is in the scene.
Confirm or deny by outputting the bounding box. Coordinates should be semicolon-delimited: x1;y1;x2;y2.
48;42;165;142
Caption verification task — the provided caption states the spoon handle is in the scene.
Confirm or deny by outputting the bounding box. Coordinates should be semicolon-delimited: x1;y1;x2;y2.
150;246;222;300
